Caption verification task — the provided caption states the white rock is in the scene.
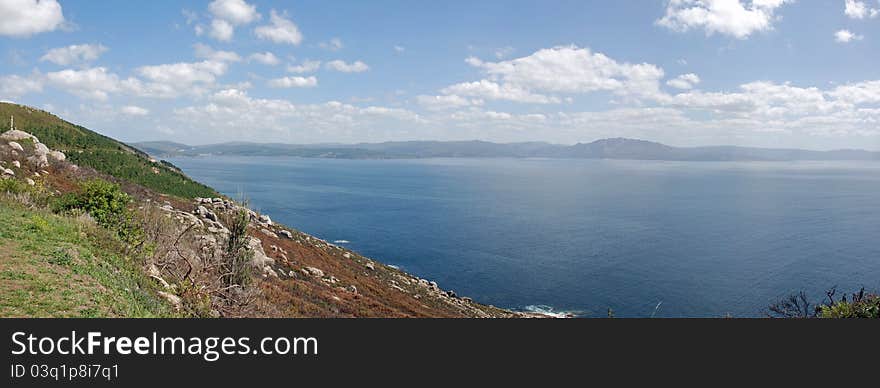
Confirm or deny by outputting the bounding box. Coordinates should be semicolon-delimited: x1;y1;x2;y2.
304;267;325;278
279;230;293;239
157;291;182;309
2;168;14;176
8;141;23;151
25;178;35;186
259;214;272;225
1;130;38;142
11;160;20;168
48;150;65;162
365;262;375;271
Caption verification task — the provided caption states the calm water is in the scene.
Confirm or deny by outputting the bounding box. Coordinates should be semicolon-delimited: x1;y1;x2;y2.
168;157;880;317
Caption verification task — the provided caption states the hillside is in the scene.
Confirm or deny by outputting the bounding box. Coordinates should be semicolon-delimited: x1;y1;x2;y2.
0;102;526;318
134;137;880;161
0;103;217;199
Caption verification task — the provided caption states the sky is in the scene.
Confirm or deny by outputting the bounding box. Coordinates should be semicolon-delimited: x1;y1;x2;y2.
1;0;880;150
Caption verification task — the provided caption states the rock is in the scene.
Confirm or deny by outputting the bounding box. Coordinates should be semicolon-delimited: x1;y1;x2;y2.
248;237;274;268
304;267;324;278
11;160;20;168
47;150;65;162
430;281;439;291
365;262;375;271
263;266;278;278
346;285;358;294
462;297;473;303
195;205;208;216
204;210;218;222
343;252;352;259
288;270;297;278
1;130;39;142
258;214;272;225
27;154;48;168
1;168;13;176
446;290;457;298
260;228;278;238
147;264;172;290
33;142;50;156
8;141;23;152
25;178;35;186
157;291;182;309
279;230;293;239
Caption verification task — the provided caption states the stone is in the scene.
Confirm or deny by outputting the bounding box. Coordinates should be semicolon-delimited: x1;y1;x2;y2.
2;168;13;176
279;230;293;239
248;237;274;268
446;290;457;298
27;154;48;168
304;267;324;278
25;178;35;186
196;205;208;216
1;130;38;142
47;150;65;162
204;210;218;222
346;285;358;294
8;141;23;152
33;142;50;156
260;228;278;238
258;214;272;225
365;262;375;271
11;160;19;168
343;252;352;259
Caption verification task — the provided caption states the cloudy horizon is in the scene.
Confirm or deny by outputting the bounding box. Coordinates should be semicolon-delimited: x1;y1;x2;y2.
2;0;880;150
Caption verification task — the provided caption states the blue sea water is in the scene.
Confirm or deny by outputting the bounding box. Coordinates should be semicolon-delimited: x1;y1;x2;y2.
168;157;880;317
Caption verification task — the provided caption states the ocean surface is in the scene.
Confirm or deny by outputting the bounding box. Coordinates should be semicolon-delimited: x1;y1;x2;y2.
168;156;880;317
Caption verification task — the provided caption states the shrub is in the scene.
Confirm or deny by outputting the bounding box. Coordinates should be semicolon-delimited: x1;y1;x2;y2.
221;208;253;287
0;178;28;194
819;289;880;319
52;179;142;243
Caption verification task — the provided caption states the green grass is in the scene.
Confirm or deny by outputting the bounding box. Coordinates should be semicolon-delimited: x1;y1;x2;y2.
0;196;175;317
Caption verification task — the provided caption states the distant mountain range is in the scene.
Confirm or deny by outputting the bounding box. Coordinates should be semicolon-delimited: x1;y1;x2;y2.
131;138;880;161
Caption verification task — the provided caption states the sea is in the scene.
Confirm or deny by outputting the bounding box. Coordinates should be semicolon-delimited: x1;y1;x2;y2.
168;156;880;317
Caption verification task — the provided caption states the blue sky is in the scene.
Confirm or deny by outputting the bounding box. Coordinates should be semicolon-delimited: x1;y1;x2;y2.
2;0;880;149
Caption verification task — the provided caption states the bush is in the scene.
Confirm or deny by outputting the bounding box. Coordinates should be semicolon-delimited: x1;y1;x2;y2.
221;208;253;287
0;178;28;194
819;291;880;319
53;179;142;243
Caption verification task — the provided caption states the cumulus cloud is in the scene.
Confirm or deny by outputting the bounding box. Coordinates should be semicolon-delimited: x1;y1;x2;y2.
844;0;879;19
208;0;259;25
205;0;259;41
194;43;242;62
0;0;66;37
248;51;280;65
255;10;303;45
656;0;794;39
834;29;864;43
121;105;149;116
0;73;43;97
416;94;481;111
667;73;701;89
45;67;123;101
268;76;318;88
40;43;108;66
325;60;370;73
137;60;227;85
444;46;664;104
287;60;322;73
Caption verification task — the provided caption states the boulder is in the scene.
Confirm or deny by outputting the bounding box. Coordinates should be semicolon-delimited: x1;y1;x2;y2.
279;230;293;239
2;168;14;176
47;150;66;162
258;214;272;225
25;178;35;186
248;237;274;268
260;228;278;239
346;285;358;294
33;142;50;156
304;267;325;278
11;160;20;168
1;130;38;142
27;154;48;168
365;262;375;271
8;141;23;152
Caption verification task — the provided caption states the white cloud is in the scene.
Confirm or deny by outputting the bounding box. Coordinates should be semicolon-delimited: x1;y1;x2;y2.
268;76;318;88
325;60;370;73
194;43;242;62
416;94;481;111
828;80;880;105
656;0;794;39
287;60;322;73
209;19;234;41
248;51;280;65
834;29;864;43
455;46;665;101
208;0;259;25
0;73;43;97
121;105;149;116
0;0;66;37
394;45;406;53
137;60;227;85
844;0;879;19
40;43;108;66
667;73;702;89
255;10;303;45
45;67;122;101
319;38;344;51
441;80;559;104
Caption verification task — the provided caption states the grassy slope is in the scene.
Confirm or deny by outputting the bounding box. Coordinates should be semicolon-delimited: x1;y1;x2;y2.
0;197;173;317
0;103;217;199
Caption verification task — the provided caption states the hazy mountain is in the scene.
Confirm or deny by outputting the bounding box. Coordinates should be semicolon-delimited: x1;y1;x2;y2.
132;137;880;161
